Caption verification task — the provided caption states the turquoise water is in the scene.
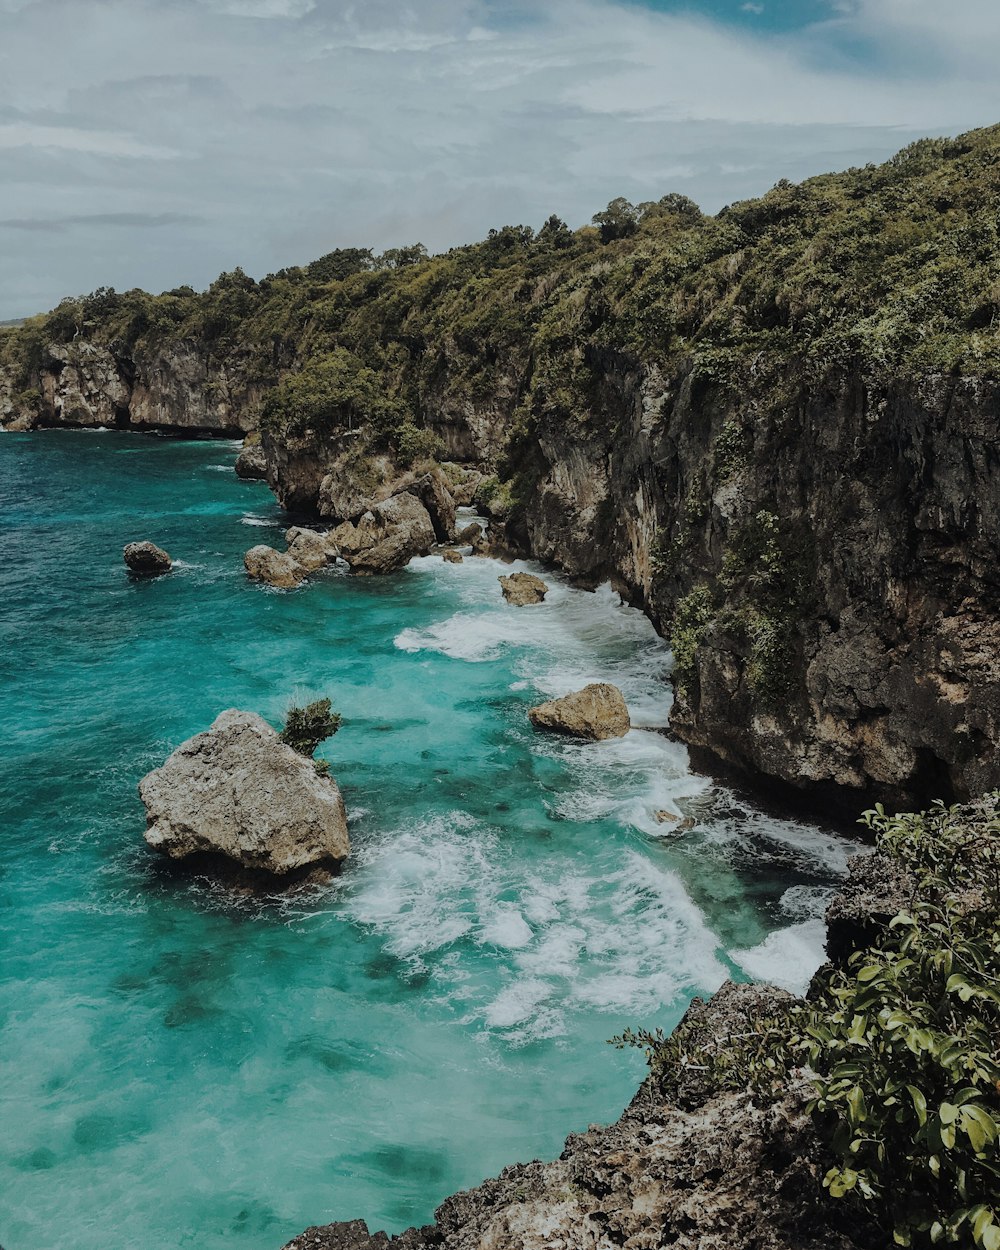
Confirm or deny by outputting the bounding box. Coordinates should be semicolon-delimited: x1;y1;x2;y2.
0;432;856;1250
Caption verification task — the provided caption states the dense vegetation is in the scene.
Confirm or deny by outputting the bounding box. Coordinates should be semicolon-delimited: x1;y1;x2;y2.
4;126;1000;464
616;797;1000;1249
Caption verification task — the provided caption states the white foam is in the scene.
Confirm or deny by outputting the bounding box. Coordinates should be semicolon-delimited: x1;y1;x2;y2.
240;514;282;528
480;907;534;949
730;918;828;995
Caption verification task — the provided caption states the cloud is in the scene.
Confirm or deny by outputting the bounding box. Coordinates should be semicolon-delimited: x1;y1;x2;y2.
0;211;204;231
741;3;764;14
0;0;996;316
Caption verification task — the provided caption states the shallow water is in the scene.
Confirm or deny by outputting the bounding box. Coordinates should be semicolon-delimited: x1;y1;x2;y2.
0;431;858;1250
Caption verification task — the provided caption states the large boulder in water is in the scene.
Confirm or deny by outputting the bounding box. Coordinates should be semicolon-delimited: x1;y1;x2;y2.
244;544;306;588
235;443;268;480
139;709;349;884
528;683;631;741
330;492;436;574
123;540;172;576
499;572;548;605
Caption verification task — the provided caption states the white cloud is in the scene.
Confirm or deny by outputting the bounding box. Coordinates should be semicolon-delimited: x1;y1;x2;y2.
0;0;996;316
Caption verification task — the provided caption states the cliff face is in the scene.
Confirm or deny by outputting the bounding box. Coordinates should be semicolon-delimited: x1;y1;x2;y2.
263;358;1000;815
0;339;259;435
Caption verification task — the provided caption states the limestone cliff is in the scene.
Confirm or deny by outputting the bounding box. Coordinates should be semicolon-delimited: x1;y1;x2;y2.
259;356;1000;815
0;338;258;434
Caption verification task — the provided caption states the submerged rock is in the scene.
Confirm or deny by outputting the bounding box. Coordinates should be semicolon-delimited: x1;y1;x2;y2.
528;683;631;741
123;540;172;576
139;709;349;885
235;443;268;480
244;544;306;589
442;549;464;564
499;571;548;605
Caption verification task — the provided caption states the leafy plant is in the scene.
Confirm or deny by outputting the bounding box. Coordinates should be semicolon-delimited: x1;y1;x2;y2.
280;699;342;758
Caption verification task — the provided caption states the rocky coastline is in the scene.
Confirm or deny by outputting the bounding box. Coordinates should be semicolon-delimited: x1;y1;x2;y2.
276;827;921;1250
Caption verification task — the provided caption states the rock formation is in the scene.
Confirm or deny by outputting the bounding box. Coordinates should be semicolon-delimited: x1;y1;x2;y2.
498;572;548;605
140;709;349;885
330;493;436;574
285;526;333;572
528;683;631;741
123;540;172;575
1;340;258;435
235;443;268;480
244;544;307;589
442;549;463;564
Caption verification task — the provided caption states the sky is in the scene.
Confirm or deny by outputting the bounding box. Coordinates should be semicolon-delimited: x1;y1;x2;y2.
0;0;997;318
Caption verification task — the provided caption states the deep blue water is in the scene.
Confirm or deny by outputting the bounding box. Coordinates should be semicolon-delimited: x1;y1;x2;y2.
0;431;855;1250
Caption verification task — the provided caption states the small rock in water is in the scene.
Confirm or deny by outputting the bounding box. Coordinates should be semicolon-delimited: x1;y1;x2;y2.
654;809;679;824
244;544;306;589
442;549;464;564
139;708;349;888
123;540;172;576
528;683;631;741
499;572;548;605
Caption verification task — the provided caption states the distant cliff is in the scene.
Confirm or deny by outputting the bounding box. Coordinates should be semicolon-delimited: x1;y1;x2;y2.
0;338;258;435
5;125;1000;809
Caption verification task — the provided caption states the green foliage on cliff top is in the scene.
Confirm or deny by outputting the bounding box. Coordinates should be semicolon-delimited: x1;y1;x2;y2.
5;125;1000;435
617;795;1000;1249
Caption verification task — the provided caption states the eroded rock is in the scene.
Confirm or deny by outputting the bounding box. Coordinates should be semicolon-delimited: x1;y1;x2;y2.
285;526;331;572
244;544;306;589
528;682;631;741
331;493;436;574
442;549;463;564
123;540;172;575
499;572;548;605
235;443;268;480
140;709;349;885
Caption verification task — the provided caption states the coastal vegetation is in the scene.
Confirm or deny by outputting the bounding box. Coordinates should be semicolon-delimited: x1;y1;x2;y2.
5;126;1000;463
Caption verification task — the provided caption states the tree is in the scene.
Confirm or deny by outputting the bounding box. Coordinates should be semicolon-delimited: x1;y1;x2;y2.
593;197;640;244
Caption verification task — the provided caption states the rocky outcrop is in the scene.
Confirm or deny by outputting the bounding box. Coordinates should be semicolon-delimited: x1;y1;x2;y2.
528;682;631;741
245;544;307;589
402;471;457;542
498;572;548;605
236;443;268;480
279;983;869;1250
285;526;333;572
139;709;349;884
442;549;463;564
330;493;436;574
123;540;172;575
1;339;259;434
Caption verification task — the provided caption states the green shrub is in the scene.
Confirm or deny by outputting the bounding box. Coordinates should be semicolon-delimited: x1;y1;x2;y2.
668;584;715;692
395;421;444;467
280;699;342;757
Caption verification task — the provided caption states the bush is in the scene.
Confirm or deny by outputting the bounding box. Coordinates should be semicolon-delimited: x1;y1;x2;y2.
280;699;342;757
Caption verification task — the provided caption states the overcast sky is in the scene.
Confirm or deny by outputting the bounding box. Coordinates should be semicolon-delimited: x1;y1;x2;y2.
0;0;997;318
